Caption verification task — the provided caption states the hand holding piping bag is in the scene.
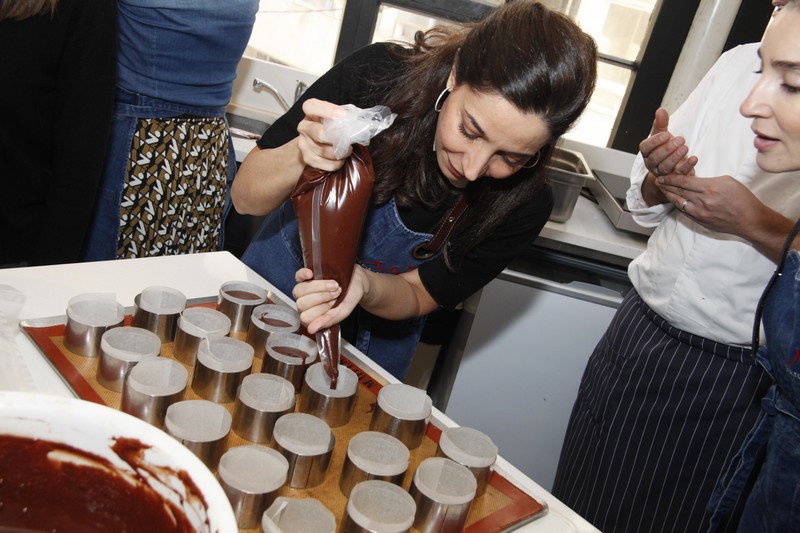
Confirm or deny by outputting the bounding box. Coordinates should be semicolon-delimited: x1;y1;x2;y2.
290;104;395;387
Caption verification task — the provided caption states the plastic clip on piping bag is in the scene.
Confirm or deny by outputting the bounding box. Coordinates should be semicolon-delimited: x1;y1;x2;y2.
291;105;396;388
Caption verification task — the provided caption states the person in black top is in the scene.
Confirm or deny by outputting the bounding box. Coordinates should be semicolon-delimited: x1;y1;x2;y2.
0;0;117;267
232;0;597;379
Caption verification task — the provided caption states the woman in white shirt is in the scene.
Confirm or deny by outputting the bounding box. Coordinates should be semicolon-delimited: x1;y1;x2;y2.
552;2;800;532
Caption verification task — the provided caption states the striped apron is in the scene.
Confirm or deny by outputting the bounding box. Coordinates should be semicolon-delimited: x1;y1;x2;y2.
552;289;770;533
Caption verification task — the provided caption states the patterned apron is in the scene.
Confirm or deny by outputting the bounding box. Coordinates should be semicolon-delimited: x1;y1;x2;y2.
83;87;235;261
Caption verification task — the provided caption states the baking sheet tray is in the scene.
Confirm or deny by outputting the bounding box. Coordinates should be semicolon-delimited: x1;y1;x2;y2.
20;300;546;532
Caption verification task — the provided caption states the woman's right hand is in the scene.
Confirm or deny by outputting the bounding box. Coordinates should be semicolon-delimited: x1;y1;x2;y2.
640;107;697;177
638;107;698;206
297;99;351;172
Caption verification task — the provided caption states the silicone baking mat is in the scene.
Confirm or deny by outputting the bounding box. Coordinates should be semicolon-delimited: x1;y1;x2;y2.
21;304;545;532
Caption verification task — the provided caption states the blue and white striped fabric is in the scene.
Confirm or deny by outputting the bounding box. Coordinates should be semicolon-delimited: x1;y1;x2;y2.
552;289;770;533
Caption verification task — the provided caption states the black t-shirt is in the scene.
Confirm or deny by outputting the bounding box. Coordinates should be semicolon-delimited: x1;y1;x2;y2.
0;0;117;266
257;43;552;310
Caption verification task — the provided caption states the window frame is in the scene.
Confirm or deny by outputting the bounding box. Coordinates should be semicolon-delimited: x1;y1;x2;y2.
331;0;772;153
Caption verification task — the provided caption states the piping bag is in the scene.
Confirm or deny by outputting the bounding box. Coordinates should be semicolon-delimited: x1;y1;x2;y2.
290;104;396;388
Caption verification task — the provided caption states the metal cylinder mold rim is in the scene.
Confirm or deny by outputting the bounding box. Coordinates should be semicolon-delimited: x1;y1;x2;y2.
369;383;432;450
232;373;296;443
339;431;409;498
298;362;358;428
217;445;289;529
164;399;232;469
262;332;318;390
341;479;417;533
246;303;301;359
131;286;187;342
172;307;232;366
436;426;498;497
261;497;336;533
121;357;188;429
217;280;268;333
271;413;335;489
191;337;254;403
63;293;125;357
96;326;161;393
409;457;477;533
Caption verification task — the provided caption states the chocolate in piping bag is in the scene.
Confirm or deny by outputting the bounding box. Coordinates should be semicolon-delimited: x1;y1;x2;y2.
291;144;375;388
291;105;395;388
290;105;395;388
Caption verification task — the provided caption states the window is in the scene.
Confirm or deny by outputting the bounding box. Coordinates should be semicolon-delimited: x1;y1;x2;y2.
538;0;659;145
243;0;677;149
245;0;346;75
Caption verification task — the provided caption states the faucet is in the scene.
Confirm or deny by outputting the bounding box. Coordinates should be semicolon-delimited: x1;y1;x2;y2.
252;77;290;112
294;81;308;103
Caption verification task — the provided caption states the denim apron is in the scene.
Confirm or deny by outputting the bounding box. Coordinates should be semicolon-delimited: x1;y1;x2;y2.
708;250;800;531
82;87;236;261
242;197;435;380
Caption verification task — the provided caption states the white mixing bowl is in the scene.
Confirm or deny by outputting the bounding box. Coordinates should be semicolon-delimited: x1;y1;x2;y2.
0;391;237;532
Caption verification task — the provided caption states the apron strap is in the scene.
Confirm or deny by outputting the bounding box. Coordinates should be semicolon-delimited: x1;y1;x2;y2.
412;193;471;260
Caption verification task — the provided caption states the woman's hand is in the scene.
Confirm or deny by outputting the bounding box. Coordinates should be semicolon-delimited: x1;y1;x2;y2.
297;99;351;172
231;98;351;215
640;108;697;177
638;108;698;207
291;266;366;334
655;174;759;234
655;173;795;262
291;264;440;333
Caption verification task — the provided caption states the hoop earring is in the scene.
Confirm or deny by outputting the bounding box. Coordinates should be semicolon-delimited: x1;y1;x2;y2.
434;88;449;113
522;151;541;169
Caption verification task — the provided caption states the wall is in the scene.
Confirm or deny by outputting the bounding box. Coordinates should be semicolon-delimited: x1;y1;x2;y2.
228;56;319;124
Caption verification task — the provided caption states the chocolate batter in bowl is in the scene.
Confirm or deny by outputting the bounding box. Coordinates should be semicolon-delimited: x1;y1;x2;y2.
0;391;237;532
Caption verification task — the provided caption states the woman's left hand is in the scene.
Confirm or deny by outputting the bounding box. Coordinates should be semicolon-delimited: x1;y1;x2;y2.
655;173;766;237
291;266;366;334
656;172;798;262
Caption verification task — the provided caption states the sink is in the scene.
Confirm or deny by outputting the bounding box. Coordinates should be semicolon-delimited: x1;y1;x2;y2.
226;112;271;139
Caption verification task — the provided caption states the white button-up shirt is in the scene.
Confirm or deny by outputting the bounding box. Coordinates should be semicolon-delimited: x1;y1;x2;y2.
626;43;800;346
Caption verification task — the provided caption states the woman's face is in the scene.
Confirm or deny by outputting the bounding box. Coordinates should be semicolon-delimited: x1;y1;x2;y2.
740;6;800;173
434;75;550;189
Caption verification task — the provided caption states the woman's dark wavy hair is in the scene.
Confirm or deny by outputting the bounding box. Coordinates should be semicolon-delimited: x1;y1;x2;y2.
368;0;597;261
0;0;58;20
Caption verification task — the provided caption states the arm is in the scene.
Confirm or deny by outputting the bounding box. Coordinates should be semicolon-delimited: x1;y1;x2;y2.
629;46;758;214
292;186;552;332
291;266;439;334
231;99;349;216
230;139;304;216
655;173;799;262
